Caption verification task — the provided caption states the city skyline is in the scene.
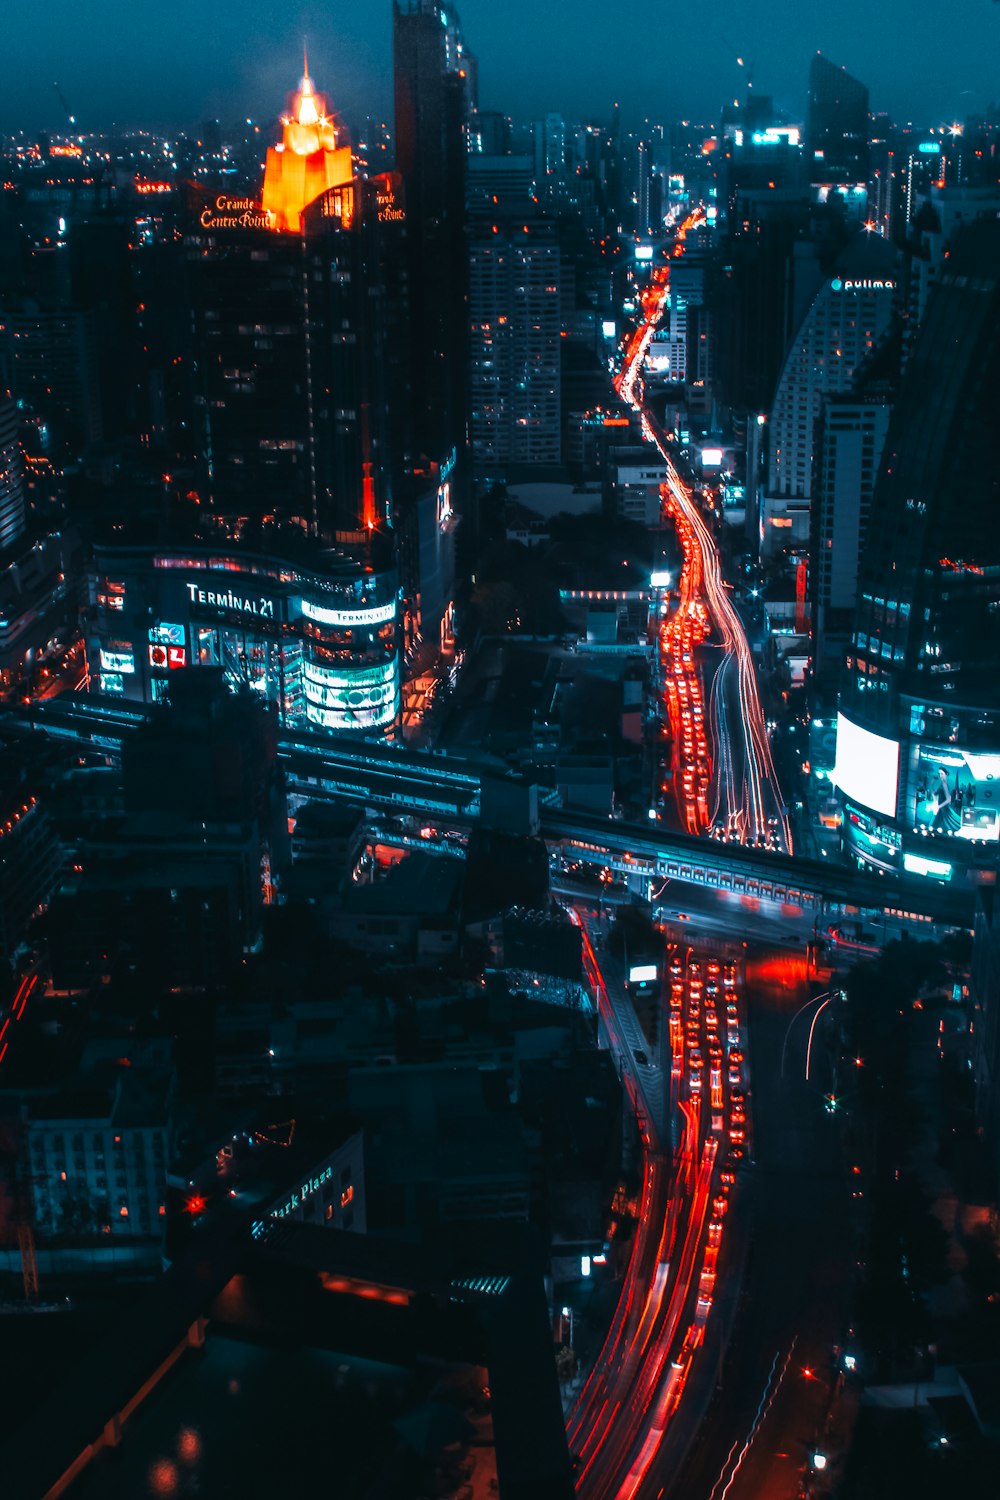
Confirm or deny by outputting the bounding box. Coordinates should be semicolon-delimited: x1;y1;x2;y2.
2;0;999;134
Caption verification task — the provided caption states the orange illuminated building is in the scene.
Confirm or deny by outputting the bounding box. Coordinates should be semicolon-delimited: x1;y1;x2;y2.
262;59;354;232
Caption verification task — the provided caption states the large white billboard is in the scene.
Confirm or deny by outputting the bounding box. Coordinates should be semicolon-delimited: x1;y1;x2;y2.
833;713;899;819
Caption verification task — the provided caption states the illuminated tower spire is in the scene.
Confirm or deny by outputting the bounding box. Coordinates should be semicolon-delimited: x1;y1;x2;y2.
261;58;354;232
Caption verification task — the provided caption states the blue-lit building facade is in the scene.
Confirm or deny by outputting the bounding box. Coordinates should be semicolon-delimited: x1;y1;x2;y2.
88;541;400;734
833;219;1000;887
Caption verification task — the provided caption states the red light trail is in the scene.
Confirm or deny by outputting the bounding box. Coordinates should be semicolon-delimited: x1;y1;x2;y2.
569;916;748;1498
615;217;791;854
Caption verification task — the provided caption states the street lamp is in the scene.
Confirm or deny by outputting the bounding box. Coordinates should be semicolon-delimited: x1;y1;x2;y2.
811;1452;828;1472
779;989;842;1079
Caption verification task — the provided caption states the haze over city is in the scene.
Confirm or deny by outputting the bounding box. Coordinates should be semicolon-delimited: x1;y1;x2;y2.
2;0;999;130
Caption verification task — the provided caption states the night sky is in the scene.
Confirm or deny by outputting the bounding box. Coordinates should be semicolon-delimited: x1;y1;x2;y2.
1;0;998;135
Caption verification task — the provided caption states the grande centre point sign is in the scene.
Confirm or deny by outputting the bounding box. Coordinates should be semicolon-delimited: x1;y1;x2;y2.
200;194;277;231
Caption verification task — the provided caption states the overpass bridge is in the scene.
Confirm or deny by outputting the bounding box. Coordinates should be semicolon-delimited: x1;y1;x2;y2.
1;695;976;928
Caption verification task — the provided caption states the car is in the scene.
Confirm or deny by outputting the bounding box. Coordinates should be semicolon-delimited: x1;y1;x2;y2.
634;1048;649;1066
728;1064;742;1087
728;1049;744;1066
688;1048;704;1069
689;961;702;979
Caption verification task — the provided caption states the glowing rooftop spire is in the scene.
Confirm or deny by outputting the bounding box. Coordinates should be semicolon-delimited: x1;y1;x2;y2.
297;40;320;128
261;56;354;231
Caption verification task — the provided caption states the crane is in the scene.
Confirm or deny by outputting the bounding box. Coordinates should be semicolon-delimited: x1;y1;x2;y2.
719;41;754;111
53;82;77;129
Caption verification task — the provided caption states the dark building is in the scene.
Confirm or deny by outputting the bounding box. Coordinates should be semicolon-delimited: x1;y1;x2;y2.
0;393;26;551
468;212;563;474
393;0;476;469
0;765;60;967
806;54;870;199
835;218;1000;885
187;174;397;542
46;672;286;989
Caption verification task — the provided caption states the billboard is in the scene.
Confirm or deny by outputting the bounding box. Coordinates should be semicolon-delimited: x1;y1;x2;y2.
913;745;1000;842
833;713;899;819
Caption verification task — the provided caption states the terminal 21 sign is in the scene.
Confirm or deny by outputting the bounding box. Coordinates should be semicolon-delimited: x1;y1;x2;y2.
186;582;275;620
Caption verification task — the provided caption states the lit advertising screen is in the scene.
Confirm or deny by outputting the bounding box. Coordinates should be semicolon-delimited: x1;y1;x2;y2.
99;649;135;675
628;965;658;985
833;713;899;818
913;746;1000;842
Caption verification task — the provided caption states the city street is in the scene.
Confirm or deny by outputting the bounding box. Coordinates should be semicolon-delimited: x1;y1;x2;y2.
662;968;857;1500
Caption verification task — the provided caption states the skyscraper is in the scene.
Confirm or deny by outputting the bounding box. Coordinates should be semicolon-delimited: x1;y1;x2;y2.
468;214;562;472
188;68;398;540
92;69;404;738
806;54;870;197
763;234;898;554
835;218;1000;883
0;394;26;551
393;0;476;468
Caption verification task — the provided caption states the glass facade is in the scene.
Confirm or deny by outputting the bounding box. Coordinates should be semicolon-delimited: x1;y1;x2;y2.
837;218;1000;882
87;541;400;737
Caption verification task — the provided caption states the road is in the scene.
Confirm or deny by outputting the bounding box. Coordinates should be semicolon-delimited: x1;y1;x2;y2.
660;969;857;1500
568;907;749;1498
615;226;792;855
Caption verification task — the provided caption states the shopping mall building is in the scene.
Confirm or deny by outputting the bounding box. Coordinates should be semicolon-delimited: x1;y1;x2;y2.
87;539;400;735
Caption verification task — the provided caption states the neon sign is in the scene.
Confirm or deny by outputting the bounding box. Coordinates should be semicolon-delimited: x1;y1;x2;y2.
199;194;277;231
270;1164;335;1220
186;583;275;619
301;598;395;628
830;277;895;291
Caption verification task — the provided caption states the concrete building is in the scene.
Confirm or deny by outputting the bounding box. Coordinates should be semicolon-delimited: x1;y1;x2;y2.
469;215;562;473
23;1042;175;1244
763;234;899;555
813;393;892;679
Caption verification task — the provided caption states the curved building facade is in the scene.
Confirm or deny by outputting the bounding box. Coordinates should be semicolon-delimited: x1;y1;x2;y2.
88;541;400;735
834;219;1000;884
763;234;899;553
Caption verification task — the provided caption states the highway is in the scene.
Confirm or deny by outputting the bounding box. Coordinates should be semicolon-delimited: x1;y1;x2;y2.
615;220;792;855
568;910;749;1498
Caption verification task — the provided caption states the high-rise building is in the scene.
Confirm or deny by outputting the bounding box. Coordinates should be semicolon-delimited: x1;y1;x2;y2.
393;0;476;468
468;214;562;472
806;54;870;206
834;219;1000;885
722;97;804;219
813;392;892;677
0;302;102;454
762;234;898;554
0;394;26;551
97;68;404;738
188;68;399;541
